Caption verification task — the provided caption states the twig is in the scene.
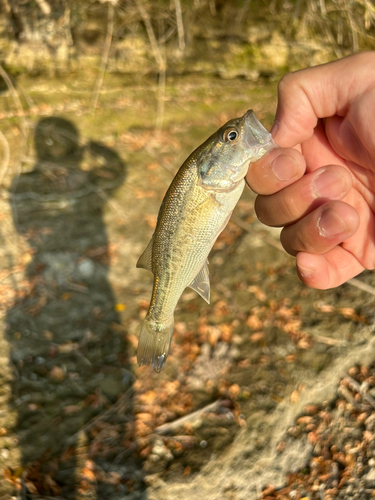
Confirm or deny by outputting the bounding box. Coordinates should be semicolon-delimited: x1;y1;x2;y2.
236;0;251;26
230;215;284;252
156;63;166;134
232;215;375;297
111;436;149;465
0;130;10;186
0;63;29;237
0;63;28;138
89;182;128;222
348;10;359;52
29;497;66;500
154;399;223;435
174;0;185;51
91;2;114;112
135;0;164;69
338;385;360;409
347;277;375;297
312;334;347;346
65;387;134;448
135;0;167;132
35;0;51;16
345;375;375;410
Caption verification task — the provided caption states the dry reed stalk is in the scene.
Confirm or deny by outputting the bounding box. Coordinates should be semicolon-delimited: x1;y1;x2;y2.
91;2;115;112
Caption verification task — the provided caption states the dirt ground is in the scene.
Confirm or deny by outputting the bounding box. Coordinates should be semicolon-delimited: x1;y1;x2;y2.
0;70;375;500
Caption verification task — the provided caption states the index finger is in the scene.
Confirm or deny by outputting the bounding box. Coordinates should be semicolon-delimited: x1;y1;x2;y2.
246;147;306;196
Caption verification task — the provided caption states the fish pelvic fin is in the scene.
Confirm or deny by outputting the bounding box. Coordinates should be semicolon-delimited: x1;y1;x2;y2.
137;318;174;373
189;260;210;304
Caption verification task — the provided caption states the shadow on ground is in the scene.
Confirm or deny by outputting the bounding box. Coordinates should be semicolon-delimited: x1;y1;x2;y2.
4;116;145;498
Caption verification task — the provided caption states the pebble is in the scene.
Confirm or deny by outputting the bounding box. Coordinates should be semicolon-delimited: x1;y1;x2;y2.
77;258;95;278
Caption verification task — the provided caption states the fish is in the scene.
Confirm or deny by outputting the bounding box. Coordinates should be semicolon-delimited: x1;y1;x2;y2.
137;110;277;372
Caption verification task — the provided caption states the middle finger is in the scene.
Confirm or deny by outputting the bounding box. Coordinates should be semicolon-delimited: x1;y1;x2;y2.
255;164;352;227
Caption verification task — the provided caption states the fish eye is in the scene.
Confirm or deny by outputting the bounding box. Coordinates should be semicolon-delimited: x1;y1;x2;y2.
223;127;239;143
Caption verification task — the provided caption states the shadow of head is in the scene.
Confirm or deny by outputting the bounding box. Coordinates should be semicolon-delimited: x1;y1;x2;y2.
33;116;127;188
34;116;80;161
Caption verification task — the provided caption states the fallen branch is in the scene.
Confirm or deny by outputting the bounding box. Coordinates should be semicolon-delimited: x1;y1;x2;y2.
154;399;223;435
338;385;360;409
345;375;375;410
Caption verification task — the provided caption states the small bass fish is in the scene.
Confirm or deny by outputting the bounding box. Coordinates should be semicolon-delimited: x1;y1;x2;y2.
137;110;277;372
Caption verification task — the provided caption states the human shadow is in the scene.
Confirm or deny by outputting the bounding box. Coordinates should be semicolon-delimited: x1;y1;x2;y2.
6;116;136;498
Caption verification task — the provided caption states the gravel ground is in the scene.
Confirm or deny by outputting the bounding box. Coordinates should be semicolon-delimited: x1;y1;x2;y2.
0;72;375;500
259;363;375;500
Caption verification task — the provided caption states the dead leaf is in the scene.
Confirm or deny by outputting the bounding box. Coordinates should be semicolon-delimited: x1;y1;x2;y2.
43;474;61;495
228;384;241;400
43;330;54;340
134;188;156;199
250;331;264;342
49;366;65;381
25;481;38;494
314;301;335;313
58;341;79;353
63;405;81;415
246;314;263;330
81;467;96;483
248;285;266;302
145;214;157;228
290;390;299;403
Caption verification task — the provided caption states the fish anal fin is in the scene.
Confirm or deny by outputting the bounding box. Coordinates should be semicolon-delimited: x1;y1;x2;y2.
136;236;153;272
189;260;210;304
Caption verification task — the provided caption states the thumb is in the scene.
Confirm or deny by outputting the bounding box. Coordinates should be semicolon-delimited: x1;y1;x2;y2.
272;51;375;148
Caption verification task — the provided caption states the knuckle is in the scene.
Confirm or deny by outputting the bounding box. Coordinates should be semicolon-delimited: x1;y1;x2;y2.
278;72;298;95
278;194;300;223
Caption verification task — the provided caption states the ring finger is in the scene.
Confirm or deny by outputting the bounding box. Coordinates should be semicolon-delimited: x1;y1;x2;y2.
280;200;360;256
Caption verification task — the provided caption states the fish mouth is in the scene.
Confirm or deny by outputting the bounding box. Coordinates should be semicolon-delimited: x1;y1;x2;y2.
243;109;278;157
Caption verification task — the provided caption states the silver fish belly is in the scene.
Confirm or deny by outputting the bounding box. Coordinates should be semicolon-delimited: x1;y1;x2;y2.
137;110;277;372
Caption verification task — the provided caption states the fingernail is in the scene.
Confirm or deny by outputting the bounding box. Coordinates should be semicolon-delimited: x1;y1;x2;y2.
271;154;298;181
270;120;279;137
317;207;347;237
297;265;313;279
313;170;347;198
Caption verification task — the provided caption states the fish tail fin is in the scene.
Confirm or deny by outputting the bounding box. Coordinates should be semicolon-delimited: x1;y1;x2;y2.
137;318;174;373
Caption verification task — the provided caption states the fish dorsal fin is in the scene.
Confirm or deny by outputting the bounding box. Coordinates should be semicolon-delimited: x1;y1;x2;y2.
189;260;210;304
136;236;153;272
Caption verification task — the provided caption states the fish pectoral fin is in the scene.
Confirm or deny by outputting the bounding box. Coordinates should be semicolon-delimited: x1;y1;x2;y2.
189;260;210;304
136;236;153;272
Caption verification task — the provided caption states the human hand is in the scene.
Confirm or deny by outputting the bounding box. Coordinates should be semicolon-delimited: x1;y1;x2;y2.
246;51;375;289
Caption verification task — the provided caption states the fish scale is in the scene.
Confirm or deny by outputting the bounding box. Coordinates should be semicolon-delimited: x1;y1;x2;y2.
137;110;277;372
